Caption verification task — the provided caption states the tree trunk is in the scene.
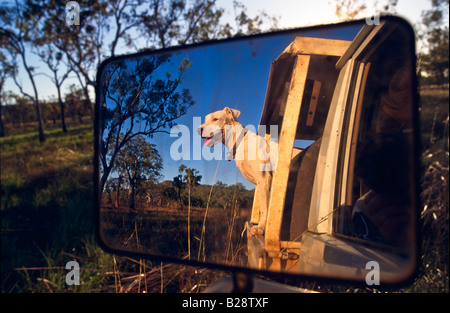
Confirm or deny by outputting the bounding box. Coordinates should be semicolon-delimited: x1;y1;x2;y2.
178;187;183;210
128;182;136;210
22;53;45;142
0;99;4;137
56;81;67;132
74;70;94;122
115;177;121;209
34;98;45;143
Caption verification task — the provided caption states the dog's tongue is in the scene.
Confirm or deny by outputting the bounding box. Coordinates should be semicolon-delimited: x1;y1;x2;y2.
203;133;223;147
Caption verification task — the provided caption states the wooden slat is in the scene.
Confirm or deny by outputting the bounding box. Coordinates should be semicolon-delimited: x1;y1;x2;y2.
250;186;260;224
278;37;351;59
306;80;322;126
265;54;310;264
344;63;371;205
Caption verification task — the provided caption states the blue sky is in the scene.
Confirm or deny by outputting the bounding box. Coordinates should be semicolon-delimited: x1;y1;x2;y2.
129;23;364;189
3;0;437;189
217;0;433;29
3;0;434;102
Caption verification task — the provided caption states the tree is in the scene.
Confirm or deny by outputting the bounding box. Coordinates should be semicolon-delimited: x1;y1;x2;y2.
107;0;148;56
1;2;46;142
137;0;275;49
99;55;195;192
2;0;278;190
0;50;14;137
36;46;72;132
2;93;35;126
22;0;112;122
114;134;163;209
65;84;89;123
230;182;253;209
332;0;398;21
139;0;225;48
42;97;60;125
23;1;73;132
20;0;267;126
22;0;275;123
419;0;449;86
172;164;202;209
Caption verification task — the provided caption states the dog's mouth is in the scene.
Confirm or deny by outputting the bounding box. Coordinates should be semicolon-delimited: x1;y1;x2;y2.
202;132;223;147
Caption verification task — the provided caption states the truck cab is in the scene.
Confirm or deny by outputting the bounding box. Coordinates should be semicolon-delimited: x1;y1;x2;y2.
248;20;417;283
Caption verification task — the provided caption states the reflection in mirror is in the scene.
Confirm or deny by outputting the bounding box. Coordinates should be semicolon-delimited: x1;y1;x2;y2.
96;18;418;283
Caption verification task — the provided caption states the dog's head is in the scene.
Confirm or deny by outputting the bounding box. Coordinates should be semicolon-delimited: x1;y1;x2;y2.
197;107;241;147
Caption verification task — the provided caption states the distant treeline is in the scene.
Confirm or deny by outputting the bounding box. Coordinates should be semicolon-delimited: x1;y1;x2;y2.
1;87;90;127
103;179;254;211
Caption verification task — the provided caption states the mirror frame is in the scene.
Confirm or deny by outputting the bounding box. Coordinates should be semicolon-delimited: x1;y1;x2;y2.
94;16;421;287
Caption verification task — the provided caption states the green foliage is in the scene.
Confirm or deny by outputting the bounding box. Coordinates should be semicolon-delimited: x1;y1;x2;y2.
172;164;202;209
114;134;163;209
413;88;449;292
99;54;195;193
2;0;274;145
0;122;157;293
0;122;97;291
419;0;449;86
115;135;163;183
332;0;398;20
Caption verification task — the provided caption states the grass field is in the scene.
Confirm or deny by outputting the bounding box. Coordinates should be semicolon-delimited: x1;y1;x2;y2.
1;87;448;293
0;121;238;292
0;122;111;292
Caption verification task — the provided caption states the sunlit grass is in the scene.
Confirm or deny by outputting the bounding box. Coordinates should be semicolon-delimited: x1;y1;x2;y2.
1;84;448;293
0;121;102;292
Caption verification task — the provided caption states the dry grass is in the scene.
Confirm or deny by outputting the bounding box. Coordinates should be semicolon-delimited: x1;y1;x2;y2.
2;87;448;293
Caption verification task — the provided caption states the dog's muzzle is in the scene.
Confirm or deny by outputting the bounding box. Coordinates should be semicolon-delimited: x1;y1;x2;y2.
197;126;223;147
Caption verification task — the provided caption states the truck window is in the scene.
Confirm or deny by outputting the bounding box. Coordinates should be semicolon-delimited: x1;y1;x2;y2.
334;26;415;253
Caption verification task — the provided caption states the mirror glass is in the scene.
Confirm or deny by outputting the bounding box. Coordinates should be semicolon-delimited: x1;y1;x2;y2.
96;18;418;283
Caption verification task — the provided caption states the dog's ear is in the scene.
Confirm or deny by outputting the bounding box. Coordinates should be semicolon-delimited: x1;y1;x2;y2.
224;107;241;120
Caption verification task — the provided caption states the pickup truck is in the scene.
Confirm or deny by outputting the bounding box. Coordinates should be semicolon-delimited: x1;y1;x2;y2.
247;19;418;284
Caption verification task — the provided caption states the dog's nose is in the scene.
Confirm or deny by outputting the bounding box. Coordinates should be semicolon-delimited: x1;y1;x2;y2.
197;126;202;136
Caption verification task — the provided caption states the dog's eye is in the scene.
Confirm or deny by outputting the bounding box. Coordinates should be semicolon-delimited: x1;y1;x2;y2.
213;118;218;122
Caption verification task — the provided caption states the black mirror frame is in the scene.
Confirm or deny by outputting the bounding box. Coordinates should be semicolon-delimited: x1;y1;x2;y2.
93;16;422;288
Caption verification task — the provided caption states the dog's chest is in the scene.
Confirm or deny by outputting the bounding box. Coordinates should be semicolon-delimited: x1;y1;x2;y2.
233;132;276;185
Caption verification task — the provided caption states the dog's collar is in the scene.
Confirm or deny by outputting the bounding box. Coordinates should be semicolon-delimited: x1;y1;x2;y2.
228;127;248;161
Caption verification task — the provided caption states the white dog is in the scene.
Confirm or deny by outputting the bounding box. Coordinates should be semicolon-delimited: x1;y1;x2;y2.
197;107;278;236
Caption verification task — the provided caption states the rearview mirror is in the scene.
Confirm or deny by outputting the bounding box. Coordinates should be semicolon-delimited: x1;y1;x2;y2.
95;16;420;286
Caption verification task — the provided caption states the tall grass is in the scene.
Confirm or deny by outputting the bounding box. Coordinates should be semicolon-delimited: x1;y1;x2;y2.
1;121;239;292
1;87;448;293
402;88;449;293
0;122;113;292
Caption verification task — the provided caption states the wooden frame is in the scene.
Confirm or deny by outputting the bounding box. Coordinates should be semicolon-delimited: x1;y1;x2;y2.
251;37;352;271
